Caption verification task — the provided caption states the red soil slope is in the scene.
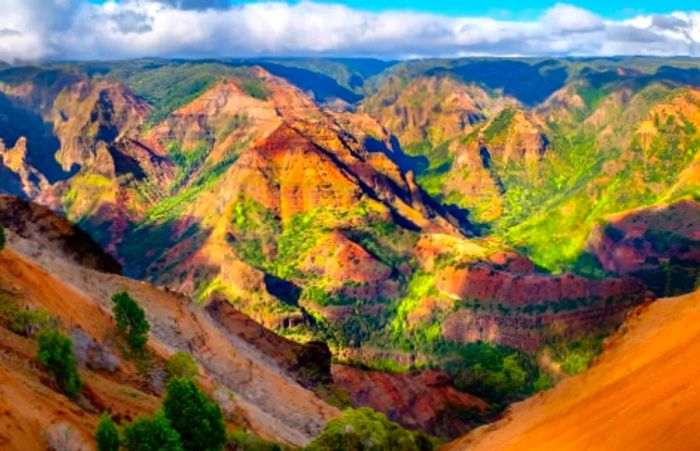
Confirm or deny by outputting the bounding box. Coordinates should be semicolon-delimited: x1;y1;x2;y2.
445;289;700;450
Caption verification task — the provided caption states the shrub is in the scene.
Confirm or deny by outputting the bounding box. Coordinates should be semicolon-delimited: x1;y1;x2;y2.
9;308;55;336
122;412;183;451
228;430;282;451
305;407;437;451
0;224;4;250
36;329;82;398
95;413;120;451
112;291;150;351
166;352;198;379
163;378;226;451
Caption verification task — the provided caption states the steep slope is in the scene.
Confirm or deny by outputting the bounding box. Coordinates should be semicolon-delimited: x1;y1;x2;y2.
360;75;511;147
446;288;700;451
361;63;700;291
0;197;340;448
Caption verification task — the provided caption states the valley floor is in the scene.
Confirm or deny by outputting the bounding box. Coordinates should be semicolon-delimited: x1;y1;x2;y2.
445;289;700;450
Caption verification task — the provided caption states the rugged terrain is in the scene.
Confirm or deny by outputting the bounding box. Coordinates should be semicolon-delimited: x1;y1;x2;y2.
1;57;700;442
446;287;700;450
0;197;340;449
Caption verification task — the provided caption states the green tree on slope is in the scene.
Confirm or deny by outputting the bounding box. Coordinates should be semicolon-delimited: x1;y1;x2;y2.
95;412;120;451
36;328;82;398
163;378;226;451
112;291;150;351
122;412;183;451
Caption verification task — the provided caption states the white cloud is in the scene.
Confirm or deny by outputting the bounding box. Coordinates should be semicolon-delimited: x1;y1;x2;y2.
0;0;699;62
540;3;604;33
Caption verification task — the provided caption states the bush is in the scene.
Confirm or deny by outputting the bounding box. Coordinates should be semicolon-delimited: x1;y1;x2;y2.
163;378;226;451
229;430;282;451
0;224;4;250
9;308;56;336
167;352;198;379
95;413;120;451
305;407;437;451
36;329;82;398
112;291;150;351
122;412;183;451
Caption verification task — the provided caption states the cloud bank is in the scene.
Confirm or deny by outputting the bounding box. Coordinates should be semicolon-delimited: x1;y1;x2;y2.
1;1;700;63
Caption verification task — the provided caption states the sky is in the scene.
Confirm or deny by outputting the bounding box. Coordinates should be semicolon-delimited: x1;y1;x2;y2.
1;0;699;62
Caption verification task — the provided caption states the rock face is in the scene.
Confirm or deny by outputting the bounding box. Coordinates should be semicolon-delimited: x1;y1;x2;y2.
205;298;333;389
435;265;647;352
588;199;700;296
0;137;48;197
360;75;510;146
332;364;487;440
0;194;121;273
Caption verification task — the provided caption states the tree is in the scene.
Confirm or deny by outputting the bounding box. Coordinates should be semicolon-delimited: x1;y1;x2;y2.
167;352;198;379
163;378;226;451
36;328;82;398
112;291;150;351
95;412;120;451
122;412;183;451
305;408;436;451
0;223;5;250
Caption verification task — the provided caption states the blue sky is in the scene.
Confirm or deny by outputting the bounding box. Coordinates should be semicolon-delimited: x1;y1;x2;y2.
2;0;700;61
85;0;699;17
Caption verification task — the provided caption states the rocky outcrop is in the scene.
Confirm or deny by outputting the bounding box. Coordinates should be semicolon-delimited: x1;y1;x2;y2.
0;137;48;197
332;364;487;440
205;298;333;389
589;199;700;296
433;262;649;351
360;75;510;146
0;194;121;273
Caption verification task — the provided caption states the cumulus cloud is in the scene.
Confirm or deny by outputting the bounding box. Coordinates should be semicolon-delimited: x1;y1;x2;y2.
0;0;699;62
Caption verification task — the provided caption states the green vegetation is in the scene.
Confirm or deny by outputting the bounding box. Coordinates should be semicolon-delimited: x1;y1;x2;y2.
112;291;150;351
167;352;198;379
95;413;120;451
229;430;283;451
163;378;227;451
95;377;226;451
240;78;269;100
167;144;210;191
0;294;56;337
305;408;437;451
0;223;4;250
36;328;82;398
113;63;222;125
549;335;604;375
122;412;184;451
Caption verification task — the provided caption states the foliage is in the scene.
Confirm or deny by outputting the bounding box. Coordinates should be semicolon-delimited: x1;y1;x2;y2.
167;144;210;191
122;412;184;451
95;413;120;451
447;342;536;404
112;291;150;351
305;408;437;451
36;328;82;398
163;377;227;451
0;297;56;337
549;335;604;375
167;352;198;379
533;372;554;392
0;223;4;250
240;78;269;100
229;430;283;451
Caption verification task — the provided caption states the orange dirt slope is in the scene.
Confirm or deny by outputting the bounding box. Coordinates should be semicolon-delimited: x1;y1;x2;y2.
445;289;700;451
